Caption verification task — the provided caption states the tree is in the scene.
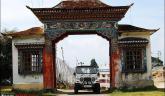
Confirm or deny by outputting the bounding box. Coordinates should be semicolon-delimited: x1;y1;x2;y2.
90;59;99;68
0;30;13;85
151;57;163;68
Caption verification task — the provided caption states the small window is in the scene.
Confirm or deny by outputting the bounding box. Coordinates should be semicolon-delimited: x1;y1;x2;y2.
123;48;145;73
18;49;42;74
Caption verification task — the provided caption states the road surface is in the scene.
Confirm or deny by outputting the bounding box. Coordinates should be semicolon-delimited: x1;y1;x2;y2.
56;89;109;96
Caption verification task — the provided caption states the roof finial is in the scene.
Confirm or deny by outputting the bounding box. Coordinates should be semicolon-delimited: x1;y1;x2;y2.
129;3;134;7
26;6;31;9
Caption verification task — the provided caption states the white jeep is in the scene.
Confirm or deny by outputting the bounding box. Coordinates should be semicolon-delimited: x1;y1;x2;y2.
73;66;100;94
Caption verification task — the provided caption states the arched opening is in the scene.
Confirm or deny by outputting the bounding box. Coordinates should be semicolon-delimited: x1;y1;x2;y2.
42;23;120;92
55;34;110;91
42;29;117;91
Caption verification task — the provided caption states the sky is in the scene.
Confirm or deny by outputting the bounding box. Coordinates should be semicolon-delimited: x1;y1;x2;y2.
1;0;164;68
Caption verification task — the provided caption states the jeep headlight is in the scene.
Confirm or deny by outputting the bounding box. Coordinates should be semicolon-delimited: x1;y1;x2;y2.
92;77;95;82
80;77;84;82
84;81;87;84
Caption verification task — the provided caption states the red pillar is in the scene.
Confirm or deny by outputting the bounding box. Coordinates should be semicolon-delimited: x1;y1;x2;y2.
109;41;114;89
109;41;111;88
52;43;57;89
110;52;116;88
43;39;55;90
110;41;120;89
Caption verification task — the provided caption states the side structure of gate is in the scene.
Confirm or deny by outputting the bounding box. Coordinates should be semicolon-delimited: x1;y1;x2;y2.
27;0;131;90
43;21;119;90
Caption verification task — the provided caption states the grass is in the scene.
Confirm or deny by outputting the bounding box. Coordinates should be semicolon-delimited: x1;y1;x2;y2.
109;86;165;96
0;85;164;96
0;86;12;92
110;91;164;96
0;87;57;95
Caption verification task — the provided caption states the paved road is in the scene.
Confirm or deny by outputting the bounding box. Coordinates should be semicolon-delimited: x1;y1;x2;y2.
56;89;109;96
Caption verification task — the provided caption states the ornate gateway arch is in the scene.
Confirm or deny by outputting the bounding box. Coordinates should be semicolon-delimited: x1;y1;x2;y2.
27;0;132;90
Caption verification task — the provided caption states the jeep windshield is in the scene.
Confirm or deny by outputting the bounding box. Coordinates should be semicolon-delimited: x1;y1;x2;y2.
76;66;98;74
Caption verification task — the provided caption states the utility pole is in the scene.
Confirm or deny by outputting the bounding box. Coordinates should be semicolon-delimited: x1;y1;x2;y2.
157;51;161;66
76;58;78;66
61;47;65;63
151;51;162;67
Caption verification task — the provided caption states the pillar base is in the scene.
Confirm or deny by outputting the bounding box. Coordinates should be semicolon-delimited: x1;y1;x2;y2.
44;88;57;93
108;87;116;93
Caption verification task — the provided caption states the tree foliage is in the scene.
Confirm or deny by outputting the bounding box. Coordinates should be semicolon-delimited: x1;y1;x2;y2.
151;57;163;67
0;32;12;85
90;59;99;68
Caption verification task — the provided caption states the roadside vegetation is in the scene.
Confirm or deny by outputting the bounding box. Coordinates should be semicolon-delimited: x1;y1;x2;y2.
110;91;164;96
1;86;164;96
0;29;16;86
109;86;164;96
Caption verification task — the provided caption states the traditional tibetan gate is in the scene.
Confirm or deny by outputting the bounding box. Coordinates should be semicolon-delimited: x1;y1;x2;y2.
27;0;131;90
43;21;119;90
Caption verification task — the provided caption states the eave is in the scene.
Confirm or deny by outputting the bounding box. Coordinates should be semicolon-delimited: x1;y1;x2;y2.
6;27;44;37
118;24;159;35
6;24;158;37
118;37;149;48
26;4;133;22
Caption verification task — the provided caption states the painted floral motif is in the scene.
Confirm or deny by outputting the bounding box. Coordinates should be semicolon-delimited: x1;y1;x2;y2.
46;21;115;30
45;21;118;52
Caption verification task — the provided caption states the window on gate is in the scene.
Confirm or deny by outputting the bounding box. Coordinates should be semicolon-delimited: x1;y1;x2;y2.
123;48;145;72
18;49;42;74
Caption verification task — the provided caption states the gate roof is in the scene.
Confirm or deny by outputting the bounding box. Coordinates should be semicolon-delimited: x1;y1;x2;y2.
26;0;133;22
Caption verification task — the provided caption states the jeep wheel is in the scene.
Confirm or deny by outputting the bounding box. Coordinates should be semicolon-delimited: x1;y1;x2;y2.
74;87;78;94
93;83;100;94
96;87;100;94
93;88;100;94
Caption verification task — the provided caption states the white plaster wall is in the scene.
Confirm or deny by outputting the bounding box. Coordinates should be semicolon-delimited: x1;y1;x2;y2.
119;32;152;86
12;36;45;84
98;71;110;88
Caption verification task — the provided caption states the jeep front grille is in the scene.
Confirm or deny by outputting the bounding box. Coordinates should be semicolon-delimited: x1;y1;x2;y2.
83;77;92;85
